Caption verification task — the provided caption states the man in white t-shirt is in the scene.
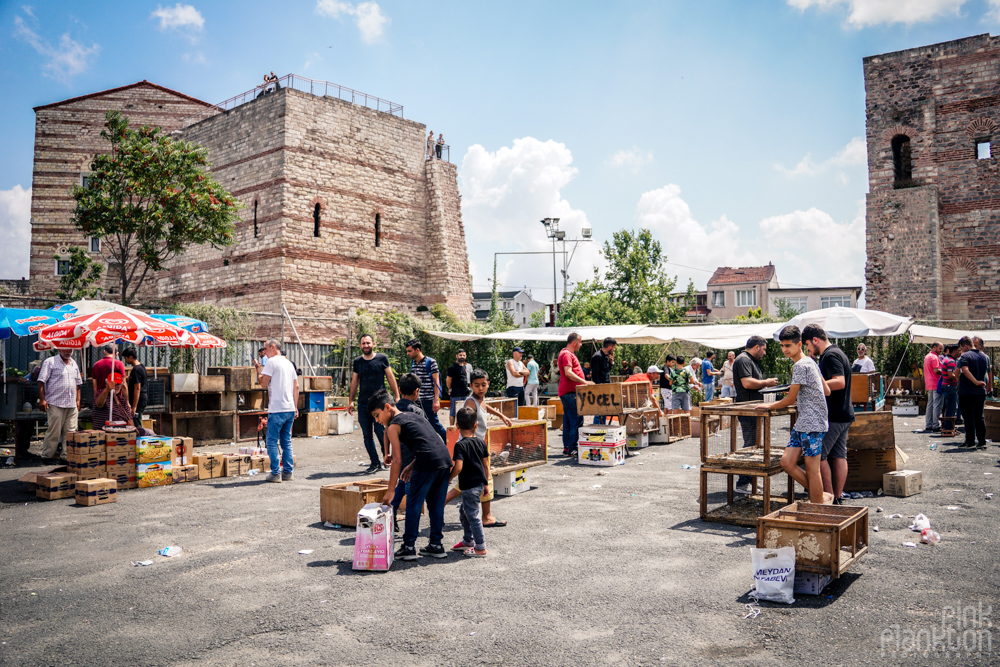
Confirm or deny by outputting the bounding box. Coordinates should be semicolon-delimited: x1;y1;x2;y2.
505;347;529;406
852;344;877;373
253;339;299;482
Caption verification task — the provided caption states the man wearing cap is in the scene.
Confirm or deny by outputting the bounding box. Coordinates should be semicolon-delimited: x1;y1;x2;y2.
505;347;530;406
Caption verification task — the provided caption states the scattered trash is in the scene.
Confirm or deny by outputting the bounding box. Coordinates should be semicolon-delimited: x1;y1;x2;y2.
903;542;917;547
873;526;879;532
909;514;931;532
247;469;259;476
320;600;328;604
313;436;319;439
946;506;959;510
681;464;695;469
929;443;937;450
986;494;994;500
876;507;884;513
594;471;608;476
298;549;314;555
743;601;762;619
888;513;903;519
921;529;942;545
985;473;993;476
849;491;874;499
637;462;646;465
592;485;602;489
158;546;182;557
131;560;154;567
323;522;342;529
469;632;476;636
30;592;36;596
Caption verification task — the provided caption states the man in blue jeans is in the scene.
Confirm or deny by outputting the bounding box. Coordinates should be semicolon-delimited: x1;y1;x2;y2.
253;339;299;482
557;332;593;457
348;333;399;474
701;351;721;401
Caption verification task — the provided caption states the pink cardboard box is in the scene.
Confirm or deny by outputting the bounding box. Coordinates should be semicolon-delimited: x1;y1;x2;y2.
352;503;394;572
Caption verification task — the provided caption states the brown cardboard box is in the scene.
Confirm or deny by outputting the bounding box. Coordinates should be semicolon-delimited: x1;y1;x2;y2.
104;431;137;449
65;430;106;456
250;455;267;472
105;464;138;490
845;448;897;492
195;452;225;479
137;461;173;487
223;455;248;476
172;437;194;466
36;473;79;500
105;448;136;468
75;478;117;506
883;470;922;497
67;452;106;481
172;464;198;483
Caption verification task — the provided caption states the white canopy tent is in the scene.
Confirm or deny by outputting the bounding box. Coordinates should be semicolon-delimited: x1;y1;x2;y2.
909;324;1000;348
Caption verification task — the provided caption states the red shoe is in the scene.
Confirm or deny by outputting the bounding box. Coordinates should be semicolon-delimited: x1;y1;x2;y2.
452;541;473;551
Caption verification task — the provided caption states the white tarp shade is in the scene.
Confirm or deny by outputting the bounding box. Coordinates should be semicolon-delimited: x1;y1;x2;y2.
639;323;782;348
423;323;777;348
424;325;651;344
909;324;1000;348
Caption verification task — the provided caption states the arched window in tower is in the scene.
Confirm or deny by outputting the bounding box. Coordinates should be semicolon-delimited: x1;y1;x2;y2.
314;204;321;238
375;213;381;247
253;200;258;238
891;134;912;188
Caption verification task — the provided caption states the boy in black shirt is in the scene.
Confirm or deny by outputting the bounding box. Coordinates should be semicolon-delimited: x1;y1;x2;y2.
449;407;489;557
370;388;452;561
122;347;147;431
388;373;426;531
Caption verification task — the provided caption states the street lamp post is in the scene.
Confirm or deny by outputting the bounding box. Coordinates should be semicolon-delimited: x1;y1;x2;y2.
541;218;592;324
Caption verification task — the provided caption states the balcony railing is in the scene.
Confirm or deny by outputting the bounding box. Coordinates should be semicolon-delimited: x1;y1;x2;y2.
181;74;404;127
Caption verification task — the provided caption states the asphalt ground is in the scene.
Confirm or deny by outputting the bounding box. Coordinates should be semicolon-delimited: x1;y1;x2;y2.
1;414;998;666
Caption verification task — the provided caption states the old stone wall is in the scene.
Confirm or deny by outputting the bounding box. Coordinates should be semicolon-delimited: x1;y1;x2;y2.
864;34;1000;319
28;82;215;302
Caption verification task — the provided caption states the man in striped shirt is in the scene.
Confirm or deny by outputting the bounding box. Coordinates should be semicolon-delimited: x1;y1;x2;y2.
405;338;448;442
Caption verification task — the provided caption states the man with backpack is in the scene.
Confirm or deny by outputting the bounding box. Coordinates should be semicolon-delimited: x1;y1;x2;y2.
405;338;448;442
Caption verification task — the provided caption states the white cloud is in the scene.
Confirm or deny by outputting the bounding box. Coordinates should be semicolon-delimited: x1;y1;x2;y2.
316;0;388;44
151;4;205;31
182;51;207;65
14;16;99;83
788;0;967;27
775;136;866;182
633;184;865;291
986;0;1000;23
0;186;32;280
459;138;602;302
608;147;653;173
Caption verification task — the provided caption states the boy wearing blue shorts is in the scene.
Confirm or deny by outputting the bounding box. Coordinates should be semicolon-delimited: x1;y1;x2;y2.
758;325;833;504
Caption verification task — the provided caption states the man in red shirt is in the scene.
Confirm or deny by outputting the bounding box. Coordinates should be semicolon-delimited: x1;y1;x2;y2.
558;332;593;457
91;344;125;396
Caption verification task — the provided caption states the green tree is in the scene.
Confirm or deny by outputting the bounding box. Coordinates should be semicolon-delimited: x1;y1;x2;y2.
773;298;801;321
71;110;241;306
55;247;104;300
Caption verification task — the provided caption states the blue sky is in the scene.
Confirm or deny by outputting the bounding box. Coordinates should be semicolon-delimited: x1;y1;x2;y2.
2;0;999;304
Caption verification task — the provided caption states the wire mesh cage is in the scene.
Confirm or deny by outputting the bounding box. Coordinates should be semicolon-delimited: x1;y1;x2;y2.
484;420;549;473
700;467;798;527
700;405;795;468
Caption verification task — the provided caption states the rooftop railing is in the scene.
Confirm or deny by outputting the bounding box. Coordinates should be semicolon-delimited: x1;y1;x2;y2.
181;74;404;127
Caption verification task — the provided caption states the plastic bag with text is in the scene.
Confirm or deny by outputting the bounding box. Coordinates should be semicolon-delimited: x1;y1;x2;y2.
750;546;796;605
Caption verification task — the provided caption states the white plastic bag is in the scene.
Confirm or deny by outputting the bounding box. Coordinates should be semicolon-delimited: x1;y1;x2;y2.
909;514;931;532
750;547;796;604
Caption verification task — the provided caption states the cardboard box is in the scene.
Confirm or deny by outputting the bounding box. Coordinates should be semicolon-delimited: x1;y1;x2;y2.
137;461;173;487
883;470;922;497
105;448;136;468
328;409;355;435
75;478;117;506
845;448;897;492
578;443;627;466
35;473;78;500
195;452;225;479
65;430;105;455
172;372;199;393
518;405;555;421
67;453;106;480
104;431;137;449
353;503;394;571
223;455;250;476
136;436;173;464
105;464;138;490
794;571;832;595
579;424;627;444
172;437;194;466
626;433;650;449
172;464;198;483
495;468;531;496
250;455;267;472
320;479;390;526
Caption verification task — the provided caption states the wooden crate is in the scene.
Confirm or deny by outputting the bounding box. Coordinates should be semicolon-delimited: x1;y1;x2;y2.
199;375;226;393
623;408;659;435
485;397;518;419
293;411;328;437
320;479;389;526
666;413;691;442
847;411;895;450
699;402;796;467
518;405;555;421
850;373;882;403
757;502;869;578
445;419;549;474
305;375;333;392
208;367;261;392
701;465;796;527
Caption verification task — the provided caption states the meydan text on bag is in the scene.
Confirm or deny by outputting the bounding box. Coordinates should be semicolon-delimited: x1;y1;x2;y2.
750;546;796;604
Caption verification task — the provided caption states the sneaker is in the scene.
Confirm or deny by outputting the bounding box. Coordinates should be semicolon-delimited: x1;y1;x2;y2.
364;463;380;475
462;547;487;558
734;483;752;495
930;427;941;432
281;472;294;481
832;497;844;505
265;472;282;483
452;541;473;551
395;544;418;561
565;449;578;458
419;543;448;559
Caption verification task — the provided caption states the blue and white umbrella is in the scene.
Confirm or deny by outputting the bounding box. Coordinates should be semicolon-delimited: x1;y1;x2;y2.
147;313;209;334
0;308;69;339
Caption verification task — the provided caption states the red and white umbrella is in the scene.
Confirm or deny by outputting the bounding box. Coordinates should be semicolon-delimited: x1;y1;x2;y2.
37;309;193;349
145;331;227;349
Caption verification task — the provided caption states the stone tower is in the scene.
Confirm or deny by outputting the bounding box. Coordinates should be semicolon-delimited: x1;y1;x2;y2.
27;79;474;341
863;34;1000;321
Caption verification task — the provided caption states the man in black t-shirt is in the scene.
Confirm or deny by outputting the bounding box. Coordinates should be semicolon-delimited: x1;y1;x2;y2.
589;337;616;425
446;349;472;427
733;336;778;492
349;333;400;474
957;335;990;449
803;324;854;504
122;348;147;431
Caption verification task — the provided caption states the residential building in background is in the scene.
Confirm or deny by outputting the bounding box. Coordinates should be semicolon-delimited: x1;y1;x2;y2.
472;289;546;327
864;34;1000;321
705;264;861;320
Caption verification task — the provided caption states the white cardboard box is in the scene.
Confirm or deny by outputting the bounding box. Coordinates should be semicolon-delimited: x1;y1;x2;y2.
794;571;831;595
626;433;649;449
578;443;627;466
579;425;627;444
328;410;355;435
495;468;531;496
